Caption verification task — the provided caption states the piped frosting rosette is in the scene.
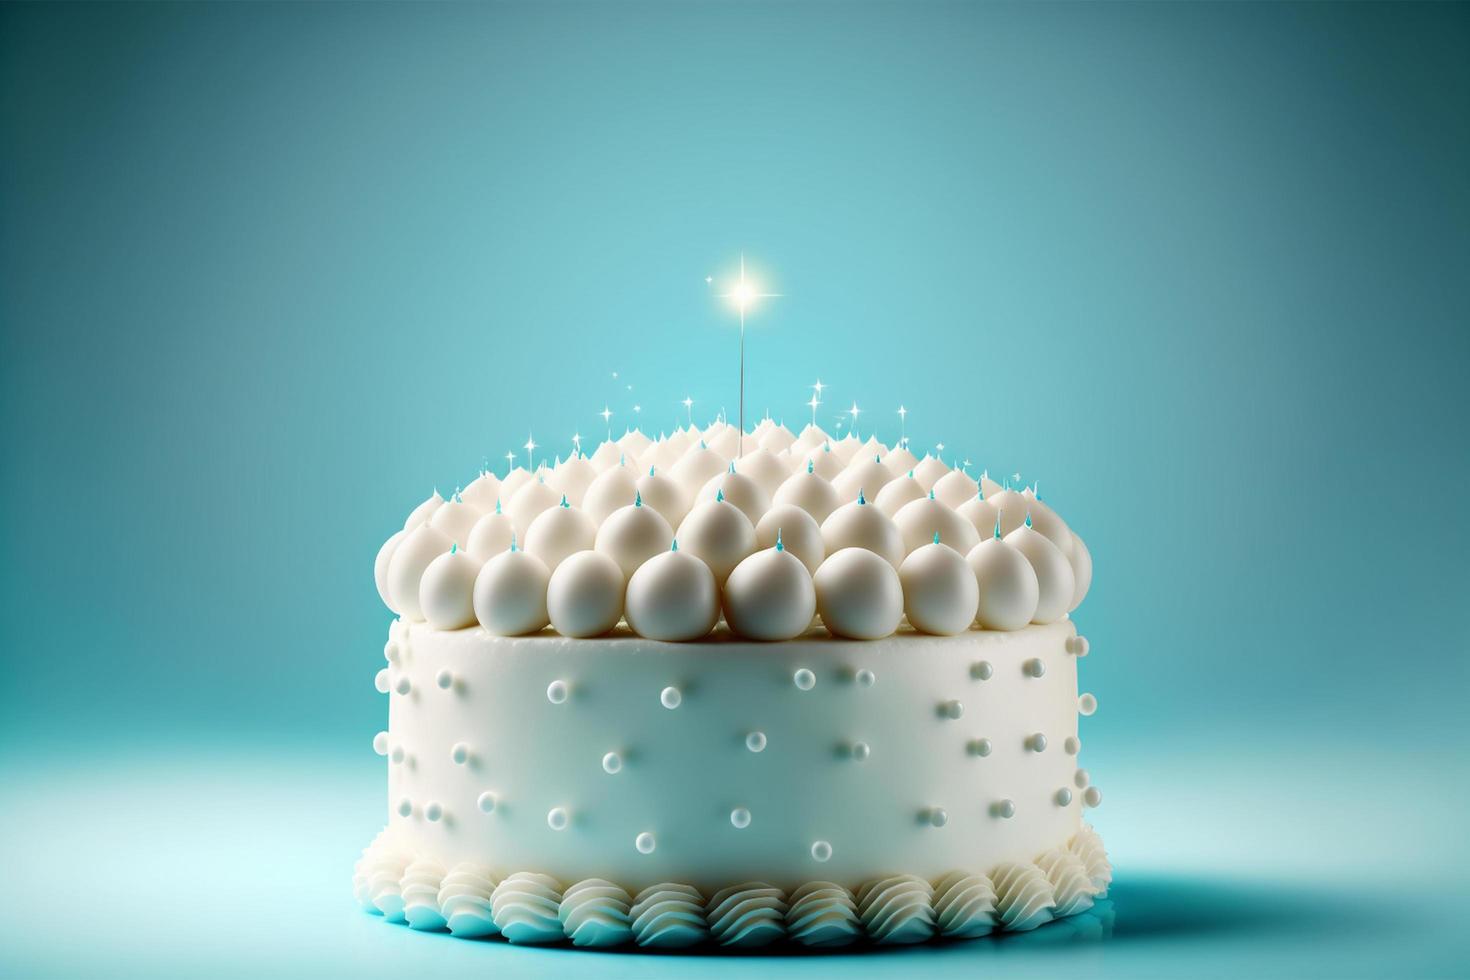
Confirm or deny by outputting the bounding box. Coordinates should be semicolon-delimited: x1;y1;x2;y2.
375;424;1092;641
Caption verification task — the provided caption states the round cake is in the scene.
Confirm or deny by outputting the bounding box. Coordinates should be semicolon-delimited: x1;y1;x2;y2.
356;419;1110;949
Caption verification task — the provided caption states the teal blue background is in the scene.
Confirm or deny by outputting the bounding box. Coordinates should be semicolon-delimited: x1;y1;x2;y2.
2;2;1467;977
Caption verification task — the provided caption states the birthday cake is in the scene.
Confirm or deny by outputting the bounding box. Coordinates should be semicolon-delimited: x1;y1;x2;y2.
356;419;1109;948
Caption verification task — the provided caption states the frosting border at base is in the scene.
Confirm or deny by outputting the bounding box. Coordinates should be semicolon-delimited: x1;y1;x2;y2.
352;823;1112;949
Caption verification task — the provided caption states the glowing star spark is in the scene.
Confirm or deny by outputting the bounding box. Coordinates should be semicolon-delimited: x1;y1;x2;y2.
807;393;821;426
504;450;515;474
897;404;907;443
523;433;538;472
682;396;693;426
847;402;862;438
571;433;581;455
599;405;613;440
713;254;780;456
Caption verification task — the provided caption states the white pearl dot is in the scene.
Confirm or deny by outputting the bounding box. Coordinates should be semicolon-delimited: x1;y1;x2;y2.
851;741;870;761
730;807;752;829
1024;658;1046;678
372;732;389;756
1064;736;1080;755
384;641;400;663
476;792;496;814
1083;786;1103;808
660;686;682;709
793;668;816;691
811;840;833;862
635;832;656;854
374;669;390;693
969;738;992;757
425;801;443;822
436;668;454;690
1079;693;1097;715
992;799;1015;819
547;680;569;704
390;746;405;764
602;752;622;774
856;669;876;687
1056;788;1074;806
970;660;993;681
1066;635;1090;656
1075;768;1090;788
396;797;413;817
451;742;469;765
1028;732;1048;752
394;675;412;695
745;731;767;753
940;699;963;720
929;807;948;828
547;807;569;830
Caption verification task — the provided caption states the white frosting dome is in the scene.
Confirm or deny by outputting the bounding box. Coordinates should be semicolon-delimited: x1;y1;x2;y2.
466;508;516;562
802;444;844;481
820;495;905;568
1004;524;1075;625
546;550;625;638
736;449;791;498
676;499;757;586
582;466;638;525
893;495;981;557
772;467;841;524
986;489;1029;537
460;471;501;512
931;469;979;510
375;529;407;613
388;523;453;621
594;500;674;578
697;469;770;528
874;475;925;517
814;547;903;640
524;501;597;573
956;495;999;539
428;499;481;549
669;444;728;497
755;504;824;575
506;479;560;539
420;548;482;630
635;469;689;527
965;538;1039;631
722;546;816;641
832;456;892;502
882;445;918;476
404;491;445;531
547;455;597;508
1020;493;1074;557
1067;532;1092;611
899;541;979;636
624;548;719;641
911;455;949;490
472;548;551;636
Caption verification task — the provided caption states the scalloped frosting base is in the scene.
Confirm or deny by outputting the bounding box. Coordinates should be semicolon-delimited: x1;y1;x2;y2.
353;823;1111;949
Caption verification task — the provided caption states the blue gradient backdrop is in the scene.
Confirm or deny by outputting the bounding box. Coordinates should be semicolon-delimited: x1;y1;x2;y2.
2;2;1467;977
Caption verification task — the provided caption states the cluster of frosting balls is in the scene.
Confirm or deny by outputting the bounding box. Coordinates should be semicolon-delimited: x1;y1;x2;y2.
374;421;1092;642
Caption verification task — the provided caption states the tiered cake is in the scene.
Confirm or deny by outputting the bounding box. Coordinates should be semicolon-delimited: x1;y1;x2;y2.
356;418;1110;949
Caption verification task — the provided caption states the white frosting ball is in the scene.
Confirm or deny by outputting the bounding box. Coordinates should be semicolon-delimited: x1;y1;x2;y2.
676;499;757;585
956;495;1000;539
882;446;919;476
588;440;623;472
980;473;1004;498
899;542;979;636
697;469;771;527
547;455;598;507
472;548;550;635
460;472;501;512
706;424;742;460
387;524;453;621
931;469;979;509
873;474;925;516
624;548;719;641
820;496;905;568
893;495;981;556
758;424;796;455
524;502;597;573
1005;524;1076;624
506;479;560;539
465;508;516;561
754;503;825;574
618;428;653;459
546;549;625;638
635;468;689;527
987;489;1029;536
669;444;729;497
792;423;829;455
499;468;533;500
734;449;790;499
723;547;816;641
403;491;445;531
911;455;949;490
1021;494;1074;557
419;548;482;630
582;465;638;525
374;529;406;612
965;538;1039;631
828;435;860;465
801;445;844;481
1068;532;1093;610
771;468;841;524
832;456;892;502
641;438;682;476
594;500;674;577
813;547;903;640
428;499;482;549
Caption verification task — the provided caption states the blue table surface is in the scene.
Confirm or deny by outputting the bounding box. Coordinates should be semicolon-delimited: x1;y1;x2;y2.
2;739;1466;979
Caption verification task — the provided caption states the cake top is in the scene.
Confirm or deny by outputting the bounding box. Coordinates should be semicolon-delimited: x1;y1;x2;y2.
374;418;1091;642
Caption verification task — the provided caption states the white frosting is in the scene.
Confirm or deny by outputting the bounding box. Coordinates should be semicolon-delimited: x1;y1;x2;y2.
419;548;482;631
630;883;708;948
676;499;757;585
813;547;903;640
894;495;981;557
403;491;444;531
374;529;406;613
546;550;624;638
722;546;816;641
492;872;565;944
1021;493;1074;557
771;467;841;524
460;472;501;513
696;468;771;527
505;479;560;539
438;862;498;937
758;424;796;455
707;882;788;947
931;468;979;509
754;503;824;574
899;542;980;636
831;455;892;502
1068;531;1093;611
873;474;925;516
624;548;719;641
465;507;515;562
736;448;791;498
912;455;949;490
882;445;918;476
499;467;533;500
1004;524;1076;625
669;443;728;496
386;523;453;621
966;538;1040;631
401;857;447;930
428;498;481;549
820;494;905;568
987;489;1029;536
991;862;1055;932
786;881;861;947
559;878;634;947
594;500;674;577
582;465;638;525
523;501;596;573
547;455;597;508
932;870;996;938
956;494;999;539
634;468;689;527
472;549;551;636
856;874;935;944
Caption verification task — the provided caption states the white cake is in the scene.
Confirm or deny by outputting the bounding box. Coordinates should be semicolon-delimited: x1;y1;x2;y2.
357;420;1110;948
